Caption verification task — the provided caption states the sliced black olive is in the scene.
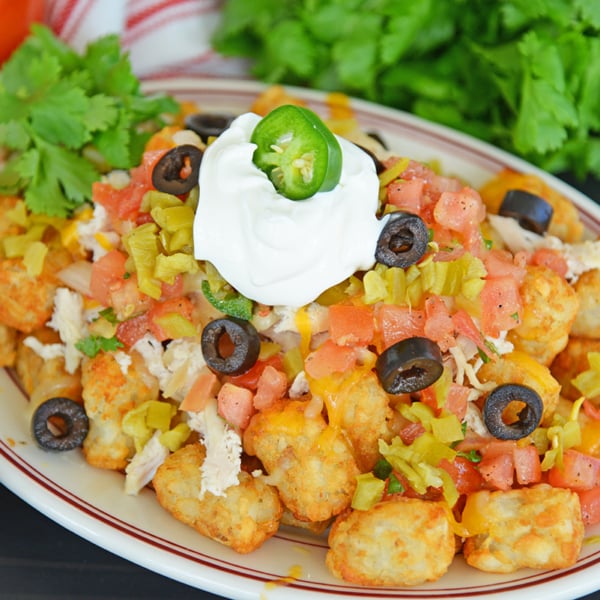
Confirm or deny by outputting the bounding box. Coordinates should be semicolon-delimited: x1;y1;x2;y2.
151;144;203;195
375;336;443;394
366;130;388;150
31;397;89;452
498;189;554;234
201;317;260;376
184;112;235;142
375;211;429;268
482;383;543;440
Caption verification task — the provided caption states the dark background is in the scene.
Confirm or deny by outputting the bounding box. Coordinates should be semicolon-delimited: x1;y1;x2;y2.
2;173;600;600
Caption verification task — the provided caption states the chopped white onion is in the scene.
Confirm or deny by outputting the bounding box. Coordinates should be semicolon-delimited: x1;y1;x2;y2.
57;260;93;296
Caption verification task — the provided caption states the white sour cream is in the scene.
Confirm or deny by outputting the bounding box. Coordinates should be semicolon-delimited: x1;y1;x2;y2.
193;112;385;307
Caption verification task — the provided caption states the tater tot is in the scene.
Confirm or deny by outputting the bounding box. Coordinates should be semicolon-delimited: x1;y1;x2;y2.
478;350;561;426
153;443;282;554
462;484;583;573
326;498;455;586
571;269;600;338
551;337;600;402
334;371;396;472
243;399;359;523
82;351;159;471
0;248;72;333
508;265;579;366
0;323;17;367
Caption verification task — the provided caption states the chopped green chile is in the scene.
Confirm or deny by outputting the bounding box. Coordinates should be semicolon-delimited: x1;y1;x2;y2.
201;280;253;321
498;189;553;234
251;104;342;200
375;336;443;394
483;383;543;440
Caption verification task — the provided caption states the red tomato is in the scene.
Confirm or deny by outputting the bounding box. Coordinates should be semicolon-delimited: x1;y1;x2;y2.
483;248;526;284
148;297;196;341
478;452;514;490
375;304;425;351
452;309;487;353
480;276;522;337
439;456;484;495
304;339;356;379
89;250;127;305
387;178;424;214
513;444;542;485
577;486;600;525
0;0;45;64
180;370;219;413
92;180;147;223
116;312;151;347
253;365;288;410
328;304;374;347
424;296;455;351
530;248;569;278
217;382;255;430
547;449;600;491
444;383;470;421
226;354;284;391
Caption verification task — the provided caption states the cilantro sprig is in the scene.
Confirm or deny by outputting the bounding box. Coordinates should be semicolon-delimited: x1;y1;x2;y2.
0;25;179;217
213;0;600;180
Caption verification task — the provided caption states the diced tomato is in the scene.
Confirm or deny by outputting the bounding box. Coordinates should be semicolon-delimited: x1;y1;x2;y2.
483;248;526;285
147;297;196;341
424;296;455;351
89;249;127;305
480;276;522;337
328;304;374;347
399;421;426;445
547;449;600;491
530;248;569;279
577;486;600;525
513;444;542;485
452;309;487;353
253;365;288;410
304;339;356;380
109;275;154;317
439;456;484;495
375;304;425;351
160;275;184;299
217;382;255;430
478;452;514;490
180;370;220;412
116;312;151;347
226;354;284;391
387;178;424;214
481;439;517;458
444;383;470;421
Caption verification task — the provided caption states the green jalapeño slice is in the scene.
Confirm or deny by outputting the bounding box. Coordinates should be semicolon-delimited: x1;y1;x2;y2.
251;105;343;200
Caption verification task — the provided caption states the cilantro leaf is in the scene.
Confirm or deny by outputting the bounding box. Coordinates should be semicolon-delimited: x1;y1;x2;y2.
0;24;179;217
75;334;124;358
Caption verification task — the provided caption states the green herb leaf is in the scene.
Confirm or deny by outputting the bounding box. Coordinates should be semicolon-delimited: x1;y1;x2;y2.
75;334;124;358
201;279;254;320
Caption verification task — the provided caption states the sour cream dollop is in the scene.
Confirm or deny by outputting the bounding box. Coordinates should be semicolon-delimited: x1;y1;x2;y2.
193;112;386;307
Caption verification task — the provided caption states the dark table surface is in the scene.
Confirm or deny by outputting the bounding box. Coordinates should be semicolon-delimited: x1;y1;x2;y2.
3;173;600;600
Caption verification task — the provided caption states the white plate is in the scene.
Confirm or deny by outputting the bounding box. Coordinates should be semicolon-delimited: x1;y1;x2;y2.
2;77;600;600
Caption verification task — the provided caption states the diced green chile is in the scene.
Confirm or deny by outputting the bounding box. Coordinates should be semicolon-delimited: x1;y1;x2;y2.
375;212;428;268
483;383;543;440
152;144;203;195
251;104;342;201
376;336;443;394
201;317;260;375
184;112;235;142
498;189;553;234
31;397;89;451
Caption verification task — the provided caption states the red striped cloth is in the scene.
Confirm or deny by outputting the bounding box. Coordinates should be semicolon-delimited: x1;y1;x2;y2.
44;0;249;79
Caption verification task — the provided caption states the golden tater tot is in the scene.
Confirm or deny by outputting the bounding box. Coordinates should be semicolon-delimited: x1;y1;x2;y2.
243;399;359;523
508;265;579;366
462;484;583;573
479;169;584;243
0;323;17;367
333;371;396;472
82;351;159;471
326;498;455;586
571;269;600;338
551;337;600;402
0;248;71;333
478;350;560;425
153;443;282;553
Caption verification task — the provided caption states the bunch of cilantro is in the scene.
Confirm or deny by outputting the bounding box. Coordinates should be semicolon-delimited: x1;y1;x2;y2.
0;25;179;217
213;0;600;180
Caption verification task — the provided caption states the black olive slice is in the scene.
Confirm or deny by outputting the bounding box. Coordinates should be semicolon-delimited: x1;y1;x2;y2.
482;383;543;440
375;211;429;268
498;189;553;235
184;112;235;142
375;336;443;394
201;317;260;376
31;397;89;451
151;144;203;195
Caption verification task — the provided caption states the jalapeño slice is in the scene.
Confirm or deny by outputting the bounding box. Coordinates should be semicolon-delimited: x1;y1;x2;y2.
251;104;342;200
